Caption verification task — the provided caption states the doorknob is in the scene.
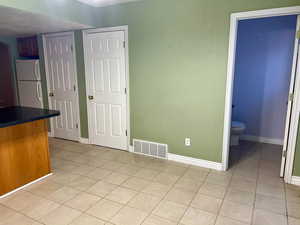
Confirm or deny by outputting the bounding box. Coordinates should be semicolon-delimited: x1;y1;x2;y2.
49;92;54;97
88;95;94;100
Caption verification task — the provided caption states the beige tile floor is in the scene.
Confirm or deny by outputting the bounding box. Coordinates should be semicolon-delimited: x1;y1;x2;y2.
0;138;300;225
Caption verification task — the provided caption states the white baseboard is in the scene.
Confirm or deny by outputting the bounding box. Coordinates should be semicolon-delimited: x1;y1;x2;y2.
291;176;300;186
48;132;54;137
0;173;52;199
240;135;283;145
168;153;223;171
79;137;89;144
128;145;134;152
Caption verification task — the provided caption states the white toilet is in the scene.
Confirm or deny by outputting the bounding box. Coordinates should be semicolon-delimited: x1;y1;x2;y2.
230;121;246;146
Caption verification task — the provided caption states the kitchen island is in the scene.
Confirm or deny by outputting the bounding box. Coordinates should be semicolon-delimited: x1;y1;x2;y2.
0;106;59;197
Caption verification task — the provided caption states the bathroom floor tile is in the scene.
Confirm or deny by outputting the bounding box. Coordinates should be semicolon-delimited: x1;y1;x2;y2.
252;209;287;225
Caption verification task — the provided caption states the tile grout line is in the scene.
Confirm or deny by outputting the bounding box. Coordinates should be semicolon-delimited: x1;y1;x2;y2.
249;147;262;225
175;168;213;225
284;182;290;225
212;166;234;225
2;139;294;225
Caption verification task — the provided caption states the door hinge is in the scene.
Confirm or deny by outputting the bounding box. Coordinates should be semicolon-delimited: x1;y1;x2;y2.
283;150;287;158
123;41;126;48
289;93;294;102
297;30;300;39
125;88;127;95
75;123;78;129
73;85;76;91
125;130;128;136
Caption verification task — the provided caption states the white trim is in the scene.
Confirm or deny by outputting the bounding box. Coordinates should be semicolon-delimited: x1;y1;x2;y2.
0;173;52;199
129;145;134;152
76;0;140;8
230;6;300;20
79;137;90;144
168;153;223;171
291;176;300;186
48;132;54;137
222;6;300;182
240;135;283;145
82;25;128;33
42;32;81;141
281;16;300;178
82;26;131;151
285;39;300;183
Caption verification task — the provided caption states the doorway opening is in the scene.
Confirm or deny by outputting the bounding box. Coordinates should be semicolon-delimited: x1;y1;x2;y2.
223;7;300;184
229;15;297;175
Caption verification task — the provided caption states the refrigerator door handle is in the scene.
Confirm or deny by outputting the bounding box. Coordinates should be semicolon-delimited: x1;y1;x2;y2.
34;61;40;81
37;83;42;102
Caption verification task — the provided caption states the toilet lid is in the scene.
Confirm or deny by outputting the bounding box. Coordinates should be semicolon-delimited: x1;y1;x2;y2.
231;121;245;129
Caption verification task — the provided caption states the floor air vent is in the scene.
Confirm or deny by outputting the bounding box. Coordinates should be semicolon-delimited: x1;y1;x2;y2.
133;139;168;159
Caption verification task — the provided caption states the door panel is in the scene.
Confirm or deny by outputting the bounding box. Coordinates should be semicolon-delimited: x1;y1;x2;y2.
44;33;79;141
85;30;127;150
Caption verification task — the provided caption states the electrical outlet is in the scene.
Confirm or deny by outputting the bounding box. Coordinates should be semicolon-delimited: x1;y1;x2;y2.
185;138;191;146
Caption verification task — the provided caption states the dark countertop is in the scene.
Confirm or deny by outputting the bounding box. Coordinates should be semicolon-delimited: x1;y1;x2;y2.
0;106;60;128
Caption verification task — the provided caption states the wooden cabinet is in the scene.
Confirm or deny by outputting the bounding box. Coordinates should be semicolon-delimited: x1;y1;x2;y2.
0;120;51;196
17;36;39;58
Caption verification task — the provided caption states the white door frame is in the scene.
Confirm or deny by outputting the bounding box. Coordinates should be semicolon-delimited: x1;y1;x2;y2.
82;25;131;151
222;6;300;183
42;31;81;140
281;16;300;177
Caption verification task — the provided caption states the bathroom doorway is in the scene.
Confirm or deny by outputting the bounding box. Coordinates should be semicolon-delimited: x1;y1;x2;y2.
222;7;300;184
229;15;298;173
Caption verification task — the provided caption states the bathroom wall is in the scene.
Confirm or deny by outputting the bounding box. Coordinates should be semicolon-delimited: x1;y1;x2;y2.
232;15;297;143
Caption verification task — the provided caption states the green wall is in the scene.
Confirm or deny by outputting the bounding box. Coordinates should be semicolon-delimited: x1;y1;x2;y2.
294;122;300;176
0;0;96;26
74;31;89;138
80;0;300;162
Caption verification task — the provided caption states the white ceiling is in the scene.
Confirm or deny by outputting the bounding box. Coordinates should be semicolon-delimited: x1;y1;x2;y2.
0;6;91;37
76;0;142;7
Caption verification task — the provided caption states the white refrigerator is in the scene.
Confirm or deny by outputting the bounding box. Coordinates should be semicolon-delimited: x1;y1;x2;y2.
16;60;43;108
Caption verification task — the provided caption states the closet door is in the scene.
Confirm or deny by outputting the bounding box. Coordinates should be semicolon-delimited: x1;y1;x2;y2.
84;30;127;150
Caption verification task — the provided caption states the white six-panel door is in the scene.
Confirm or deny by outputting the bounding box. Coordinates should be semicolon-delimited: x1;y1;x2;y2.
43;33;80;141
84;30;127;150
